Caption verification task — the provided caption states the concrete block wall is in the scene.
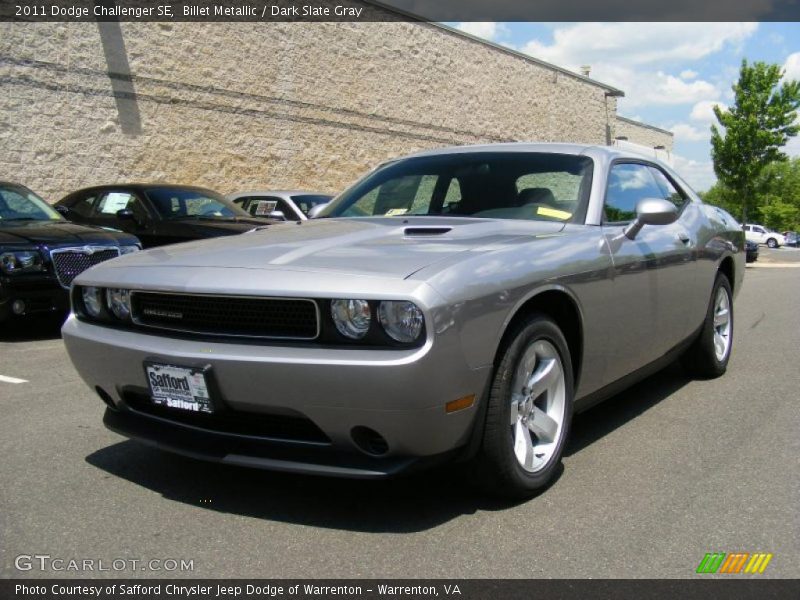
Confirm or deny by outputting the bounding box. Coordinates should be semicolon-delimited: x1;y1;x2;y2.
1;16;633;202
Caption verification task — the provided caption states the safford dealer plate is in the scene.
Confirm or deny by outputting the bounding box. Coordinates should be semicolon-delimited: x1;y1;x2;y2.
145;363;213;414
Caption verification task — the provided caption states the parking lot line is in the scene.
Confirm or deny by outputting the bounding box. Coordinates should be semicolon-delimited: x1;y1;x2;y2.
0;375;28;384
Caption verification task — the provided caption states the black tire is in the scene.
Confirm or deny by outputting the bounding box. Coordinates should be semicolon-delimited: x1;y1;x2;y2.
766;238;778;248
682;273;733;378
474;314;574;498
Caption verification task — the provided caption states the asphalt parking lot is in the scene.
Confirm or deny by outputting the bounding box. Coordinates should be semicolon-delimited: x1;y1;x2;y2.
1;263;798;579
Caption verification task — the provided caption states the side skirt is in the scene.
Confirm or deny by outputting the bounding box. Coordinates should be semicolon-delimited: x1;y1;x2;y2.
573;326;701;414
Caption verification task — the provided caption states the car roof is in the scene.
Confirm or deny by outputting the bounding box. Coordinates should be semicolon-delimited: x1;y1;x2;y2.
402;142;650;161
228;190;332;198
65;183;221;195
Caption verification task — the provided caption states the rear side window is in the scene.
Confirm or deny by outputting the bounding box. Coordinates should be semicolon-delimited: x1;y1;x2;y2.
67;193;97;217
604;163;665;223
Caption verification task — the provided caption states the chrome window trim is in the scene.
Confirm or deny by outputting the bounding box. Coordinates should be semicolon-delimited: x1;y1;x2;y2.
129;290;321;341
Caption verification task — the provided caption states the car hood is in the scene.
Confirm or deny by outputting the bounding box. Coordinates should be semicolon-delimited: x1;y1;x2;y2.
168;216;273;236
104;217;565;279
0;220;138;246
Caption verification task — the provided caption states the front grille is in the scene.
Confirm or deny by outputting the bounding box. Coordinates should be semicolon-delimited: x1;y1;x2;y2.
122;390;330;445
130;292;319;340
50;246;120;289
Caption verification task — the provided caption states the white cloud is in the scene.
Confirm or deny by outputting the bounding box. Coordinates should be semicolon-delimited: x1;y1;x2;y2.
783;52;800;82
671;123;709;142
584;65;720;107
690;100;728;123
673;155;717;192
454;22;507;42
520;22;757;108
786;131;800;158
521;23;757;68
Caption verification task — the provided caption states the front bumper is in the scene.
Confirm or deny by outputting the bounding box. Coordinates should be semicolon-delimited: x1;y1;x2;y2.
62;316;492;477
0;274;69;321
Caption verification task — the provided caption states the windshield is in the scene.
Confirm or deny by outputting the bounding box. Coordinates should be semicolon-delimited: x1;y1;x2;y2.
145;187;250;220
291;194;332;216
0;184;62;222
320;152;593;222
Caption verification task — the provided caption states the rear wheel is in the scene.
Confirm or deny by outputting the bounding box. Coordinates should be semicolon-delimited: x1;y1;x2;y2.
475;314;573;498
682;273;733;378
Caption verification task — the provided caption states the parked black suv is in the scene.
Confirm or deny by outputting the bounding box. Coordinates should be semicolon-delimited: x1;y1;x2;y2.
55;184;274;248
0;182;140;322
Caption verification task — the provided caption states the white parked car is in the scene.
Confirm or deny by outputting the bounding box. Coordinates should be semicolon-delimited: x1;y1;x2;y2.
744;224;785;248
227;190;332;221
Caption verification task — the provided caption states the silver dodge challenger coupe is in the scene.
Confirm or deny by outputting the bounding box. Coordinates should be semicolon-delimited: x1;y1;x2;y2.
62;143;744;496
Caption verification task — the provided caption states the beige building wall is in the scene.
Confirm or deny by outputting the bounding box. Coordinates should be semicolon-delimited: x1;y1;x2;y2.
1;16;625;202
614;116;674;152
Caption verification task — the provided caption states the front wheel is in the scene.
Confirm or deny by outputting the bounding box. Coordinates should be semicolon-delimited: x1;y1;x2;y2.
474;314;574;498
766;238;778;248
682;273;733;378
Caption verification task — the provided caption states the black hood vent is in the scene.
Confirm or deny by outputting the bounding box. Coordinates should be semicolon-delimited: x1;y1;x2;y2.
404;227;452;236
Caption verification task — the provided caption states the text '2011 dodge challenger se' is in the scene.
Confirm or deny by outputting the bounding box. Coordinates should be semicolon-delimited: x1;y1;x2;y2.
62;144;744;496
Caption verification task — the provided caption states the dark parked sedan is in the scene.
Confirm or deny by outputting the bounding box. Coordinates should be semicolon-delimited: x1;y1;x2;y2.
0;182;140;323
783;231;799;247
55;184;273;248
745;239;759;262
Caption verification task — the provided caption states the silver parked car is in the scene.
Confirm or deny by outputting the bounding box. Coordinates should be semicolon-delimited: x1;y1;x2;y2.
227;190;332;221
62;144;744;497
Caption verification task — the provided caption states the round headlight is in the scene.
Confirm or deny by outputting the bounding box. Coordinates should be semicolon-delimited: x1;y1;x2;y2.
106;288;131;321
81;286;104;318
330;299;371;339
378;301;424;343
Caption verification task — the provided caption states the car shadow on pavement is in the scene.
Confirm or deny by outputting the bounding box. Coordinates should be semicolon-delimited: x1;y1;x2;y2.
84;363;688;533
565;362;691;457
85;440;534;533
0;316;65;342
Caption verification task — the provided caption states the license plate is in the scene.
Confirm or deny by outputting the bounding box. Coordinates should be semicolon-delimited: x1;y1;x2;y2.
145;363;213;414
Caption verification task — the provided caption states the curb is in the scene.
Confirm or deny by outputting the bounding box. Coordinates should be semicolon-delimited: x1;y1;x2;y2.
746;262;800;268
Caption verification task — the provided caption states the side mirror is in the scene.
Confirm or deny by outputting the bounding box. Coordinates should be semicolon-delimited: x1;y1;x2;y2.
116;208;145;227
55;205;70;215
624;198;678;240
269;210;286;221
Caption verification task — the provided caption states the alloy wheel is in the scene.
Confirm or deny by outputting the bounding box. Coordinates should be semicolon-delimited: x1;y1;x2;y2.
509;340;566;473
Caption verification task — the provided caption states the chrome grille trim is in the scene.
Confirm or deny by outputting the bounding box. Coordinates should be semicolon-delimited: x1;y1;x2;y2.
129;291;321;340
49;246;121;289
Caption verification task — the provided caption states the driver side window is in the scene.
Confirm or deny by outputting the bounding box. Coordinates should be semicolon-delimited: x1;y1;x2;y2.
604;163;664;223
95;192;148;221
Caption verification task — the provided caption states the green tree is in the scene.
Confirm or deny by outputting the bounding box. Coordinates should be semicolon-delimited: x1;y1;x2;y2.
703;158;800;231
711;60;800;225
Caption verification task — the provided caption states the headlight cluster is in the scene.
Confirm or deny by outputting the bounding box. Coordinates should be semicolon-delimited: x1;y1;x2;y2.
330;299;424;344
119;245;141;255
75;286;426;347
78;286;133;322
0;249;44;275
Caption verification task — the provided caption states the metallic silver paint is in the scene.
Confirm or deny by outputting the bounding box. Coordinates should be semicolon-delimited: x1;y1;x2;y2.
62;143;745;474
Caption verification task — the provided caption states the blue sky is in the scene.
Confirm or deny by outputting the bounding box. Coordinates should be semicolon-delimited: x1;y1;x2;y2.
448;22;800;191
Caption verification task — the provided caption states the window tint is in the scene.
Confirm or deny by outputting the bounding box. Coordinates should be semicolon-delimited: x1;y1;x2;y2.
290;194;332;216
341;174;442;217
604;163;664;223
649;167;687;210
326;152;593;222
146;188;248;219
0;186;61;221
68;193;97;217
